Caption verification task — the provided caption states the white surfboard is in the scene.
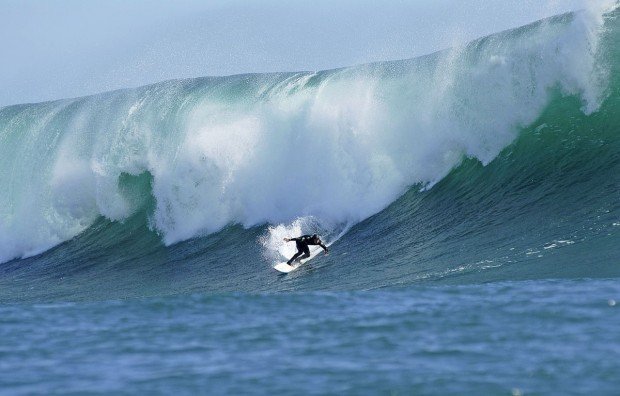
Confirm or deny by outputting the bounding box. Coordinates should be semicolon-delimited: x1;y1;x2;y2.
273;261;300;273
273;246;325;273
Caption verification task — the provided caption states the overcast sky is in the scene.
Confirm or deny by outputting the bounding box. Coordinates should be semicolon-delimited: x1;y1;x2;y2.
1;0;588;106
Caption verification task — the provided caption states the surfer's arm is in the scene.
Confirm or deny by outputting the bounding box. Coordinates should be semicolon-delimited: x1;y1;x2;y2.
284;237;300;242
319;243;328;253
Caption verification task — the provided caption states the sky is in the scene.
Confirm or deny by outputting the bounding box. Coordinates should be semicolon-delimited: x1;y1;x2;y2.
1;0;588;107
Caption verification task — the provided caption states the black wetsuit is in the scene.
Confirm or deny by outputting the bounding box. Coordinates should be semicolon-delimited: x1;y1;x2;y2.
287;235;328;264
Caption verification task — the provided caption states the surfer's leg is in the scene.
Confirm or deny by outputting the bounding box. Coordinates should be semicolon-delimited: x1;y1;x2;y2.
288;249;303;265
288;241;305;264
297;246;311;262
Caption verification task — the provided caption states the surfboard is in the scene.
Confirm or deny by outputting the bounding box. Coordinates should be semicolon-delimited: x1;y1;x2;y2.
273;246;325;273
272;229;347;274
273;261;300;273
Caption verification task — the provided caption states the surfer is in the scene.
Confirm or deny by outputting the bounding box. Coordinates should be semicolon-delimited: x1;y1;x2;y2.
283;234;329;265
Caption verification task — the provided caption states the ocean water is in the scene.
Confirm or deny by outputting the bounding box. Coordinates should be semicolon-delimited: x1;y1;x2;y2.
1;4;620;395
2;281;619;395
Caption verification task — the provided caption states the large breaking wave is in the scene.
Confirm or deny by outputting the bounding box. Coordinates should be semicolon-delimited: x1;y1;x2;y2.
1;5;614;264
0;2;619;302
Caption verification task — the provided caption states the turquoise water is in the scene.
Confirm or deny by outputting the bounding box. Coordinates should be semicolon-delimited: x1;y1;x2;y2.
1;7;620;394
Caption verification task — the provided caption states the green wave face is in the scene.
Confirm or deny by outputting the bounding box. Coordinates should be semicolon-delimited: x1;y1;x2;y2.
0;7;619;301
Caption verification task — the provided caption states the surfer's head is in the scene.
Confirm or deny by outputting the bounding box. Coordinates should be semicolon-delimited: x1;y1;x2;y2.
312;234;319;243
